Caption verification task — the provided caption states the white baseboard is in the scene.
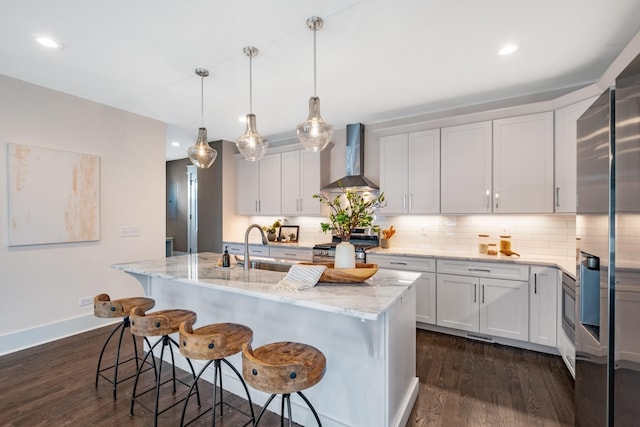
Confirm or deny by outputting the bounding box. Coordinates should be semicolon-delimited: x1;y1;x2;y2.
0;313;117;356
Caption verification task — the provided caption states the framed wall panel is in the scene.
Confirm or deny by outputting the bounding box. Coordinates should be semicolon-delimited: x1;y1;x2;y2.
7;143;100;246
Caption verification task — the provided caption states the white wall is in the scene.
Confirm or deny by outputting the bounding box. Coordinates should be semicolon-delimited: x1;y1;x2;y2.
0;75;166;355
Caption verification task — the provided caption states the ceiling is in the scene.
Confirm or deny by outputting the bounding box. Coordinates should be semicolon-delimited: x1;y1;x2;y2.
2;1;640;161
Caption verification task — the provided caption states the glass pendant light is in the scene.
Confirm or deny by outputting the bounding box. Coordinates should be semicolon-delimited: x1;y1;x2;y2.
236;46;267;161
187;68;217;168
296;16;333;152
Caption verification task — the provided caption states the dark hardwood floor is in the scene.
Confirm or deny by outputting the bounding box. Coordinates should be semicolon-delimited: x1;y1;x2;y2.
408;329;575;427
0;325;574;426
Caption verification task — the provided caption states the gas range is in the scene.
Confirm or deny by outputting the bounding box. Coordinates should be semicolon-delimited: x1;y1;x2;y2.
312;227;379;264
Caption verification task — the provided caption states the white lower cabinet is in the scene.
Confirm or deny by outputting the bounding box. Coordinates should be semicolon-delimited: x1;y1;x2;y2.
529;266;558;347
436;259;529;342
367;254;436;324
436;273;529;341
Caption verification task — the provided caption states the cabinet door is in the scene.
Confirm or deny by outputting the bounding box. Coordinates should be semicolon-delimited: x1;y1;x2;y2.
281;151;300;215
236;159;260;215
530;266;558;347
554;98;596;213
441;121;492;213
480;278;529;341
416;272;436;325
258;153;281;215
408;130;440;213
299;150;321;215
493;112;554;213
379;134;408;214
436;273;479;332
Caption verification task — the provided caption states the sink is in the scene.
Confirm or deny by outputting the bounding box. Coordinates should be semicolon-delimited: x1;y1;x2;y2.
249;260;292;273
234;255;294;272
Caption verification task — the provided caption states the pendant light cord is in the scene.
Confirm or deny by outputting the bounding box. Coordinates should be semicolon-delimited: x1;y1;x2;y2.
249;54;253;114
200;74;204;127
313;25;317;97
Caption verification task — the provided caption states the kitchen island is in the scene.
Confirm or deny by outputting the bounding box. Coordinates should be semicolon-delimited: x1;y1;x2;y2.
112;252;419;427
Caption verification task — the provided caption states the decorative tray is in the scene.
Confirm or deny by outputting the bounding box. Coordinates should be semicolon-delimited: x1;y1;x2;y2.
304;263;379;283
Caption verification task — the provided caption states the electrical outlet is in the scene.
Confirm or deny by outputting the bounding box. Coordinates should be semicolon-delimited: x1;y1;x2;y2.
79;296;93;307
120;226;139;237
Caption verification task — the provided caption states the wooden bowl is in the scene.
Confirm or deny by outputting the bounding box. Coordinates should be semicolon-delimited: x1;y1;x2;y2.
304;263;379;283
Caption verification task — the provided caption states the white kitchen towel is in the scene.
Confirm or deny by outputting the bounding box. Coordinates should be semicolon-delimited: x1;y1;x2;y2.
275;264;327;291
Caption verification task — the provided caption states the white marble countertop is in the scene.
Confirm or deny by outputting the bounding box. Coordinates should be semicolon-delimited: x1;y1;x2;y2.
112;252;420;321
369;247;578;277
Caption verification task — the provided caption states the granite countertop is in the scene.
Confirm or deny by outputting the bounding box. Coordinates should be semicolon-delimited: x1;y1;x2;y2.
112;252;420;321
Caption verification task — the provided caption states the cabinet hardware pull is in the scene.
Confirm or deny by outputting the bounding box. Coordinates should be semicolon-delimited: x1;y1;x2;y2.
390;261;408;265
482;284;485;303
555;187;560;208
258;200;261;212
534;273;537;294
284;253;296;257
255;200;258;212
409;193;413;211
299;199;303;212
495;192;500;209
474;284;477;302
468;268;491;272
485;190;490;210
403;193;407;211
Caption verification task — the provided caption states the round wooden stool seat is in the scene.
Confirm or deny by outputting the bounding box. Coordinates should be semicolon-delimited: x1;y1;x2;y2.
178;320;256;426
94;294;155;318
242;341;326;395
180;321;253;360
129;308;196;337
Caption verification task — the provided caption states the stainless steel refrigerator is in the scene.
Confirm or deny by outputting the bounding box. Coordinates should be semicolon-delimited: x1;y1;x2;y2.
575;53;640;426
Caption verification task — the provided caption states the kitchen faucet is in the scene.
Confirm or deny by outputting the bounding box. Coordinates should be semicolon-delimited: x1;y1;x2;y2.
243;224;269;271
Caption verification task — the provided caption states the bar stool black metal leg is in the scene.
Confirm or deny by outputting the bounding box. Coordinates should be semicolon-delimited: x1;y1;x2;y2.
297;391;322;426
95;320;124;387
221;358;256;423
254;393;277;426
130;337;162;416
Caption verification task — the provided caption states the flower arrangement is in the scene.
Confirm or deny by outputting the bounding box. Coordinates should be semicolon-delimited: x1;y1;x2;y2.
313;185;385;242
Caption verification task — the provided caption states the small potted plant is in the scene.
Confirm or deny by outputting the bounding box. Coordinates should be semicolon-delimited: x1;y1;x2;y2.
313;184;385;268
262;219;281;242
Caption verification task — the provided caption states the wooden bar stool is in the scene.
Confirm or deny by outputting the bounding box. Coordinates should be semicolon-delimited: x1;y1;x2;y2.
129;307;201;427
242;341;326;426
93;293;156;400
178;320;256;427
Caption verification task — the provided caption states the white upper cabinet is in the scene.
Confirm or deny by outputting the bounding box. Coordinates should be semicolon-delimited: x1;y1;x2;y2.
493;112;554;213
281;150;321;216
379;129;440;214
236;153;281;215
441;121;493;213
554;98;596;213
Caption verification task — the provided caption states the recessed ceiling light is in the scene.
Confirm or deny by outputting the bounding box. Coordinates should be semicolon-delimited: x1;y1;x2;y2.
499;44;519;56
34;35;64;50
171;141;180;147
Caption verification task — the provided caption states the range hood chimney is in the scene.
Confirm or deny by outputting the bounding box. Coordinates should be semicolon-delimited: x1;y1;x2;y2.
322;123;379;191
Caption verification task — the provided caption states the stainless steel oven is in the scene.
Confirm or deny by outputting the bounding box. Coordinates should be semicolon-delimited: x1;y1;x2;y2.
561;271;576;343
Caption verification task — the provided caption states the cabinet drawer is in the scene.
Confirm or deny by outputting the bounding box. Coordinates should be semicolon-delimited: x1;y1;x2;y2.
367;254;435;272
269;246;312;261
249;245;270;257
436;259;529;281
223;243;244;256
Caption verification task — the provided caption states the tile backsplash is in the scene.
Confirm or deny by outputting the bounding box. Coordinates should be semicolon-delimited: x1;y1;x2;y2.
243;214;578;258
373;214;577;257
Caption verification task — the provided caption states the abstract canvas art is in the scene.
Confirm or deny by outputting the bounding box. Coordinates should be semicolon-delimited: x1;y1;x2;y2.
7;143;100;246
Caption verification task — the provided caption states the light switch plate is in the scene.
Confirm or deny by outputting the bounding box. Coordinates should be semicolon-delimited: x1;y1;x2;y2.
120;226;139;237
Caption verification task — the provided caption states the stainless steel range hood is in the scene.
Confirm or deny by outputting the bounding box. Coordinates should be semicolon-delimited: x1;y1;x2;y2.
322;123;379;191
